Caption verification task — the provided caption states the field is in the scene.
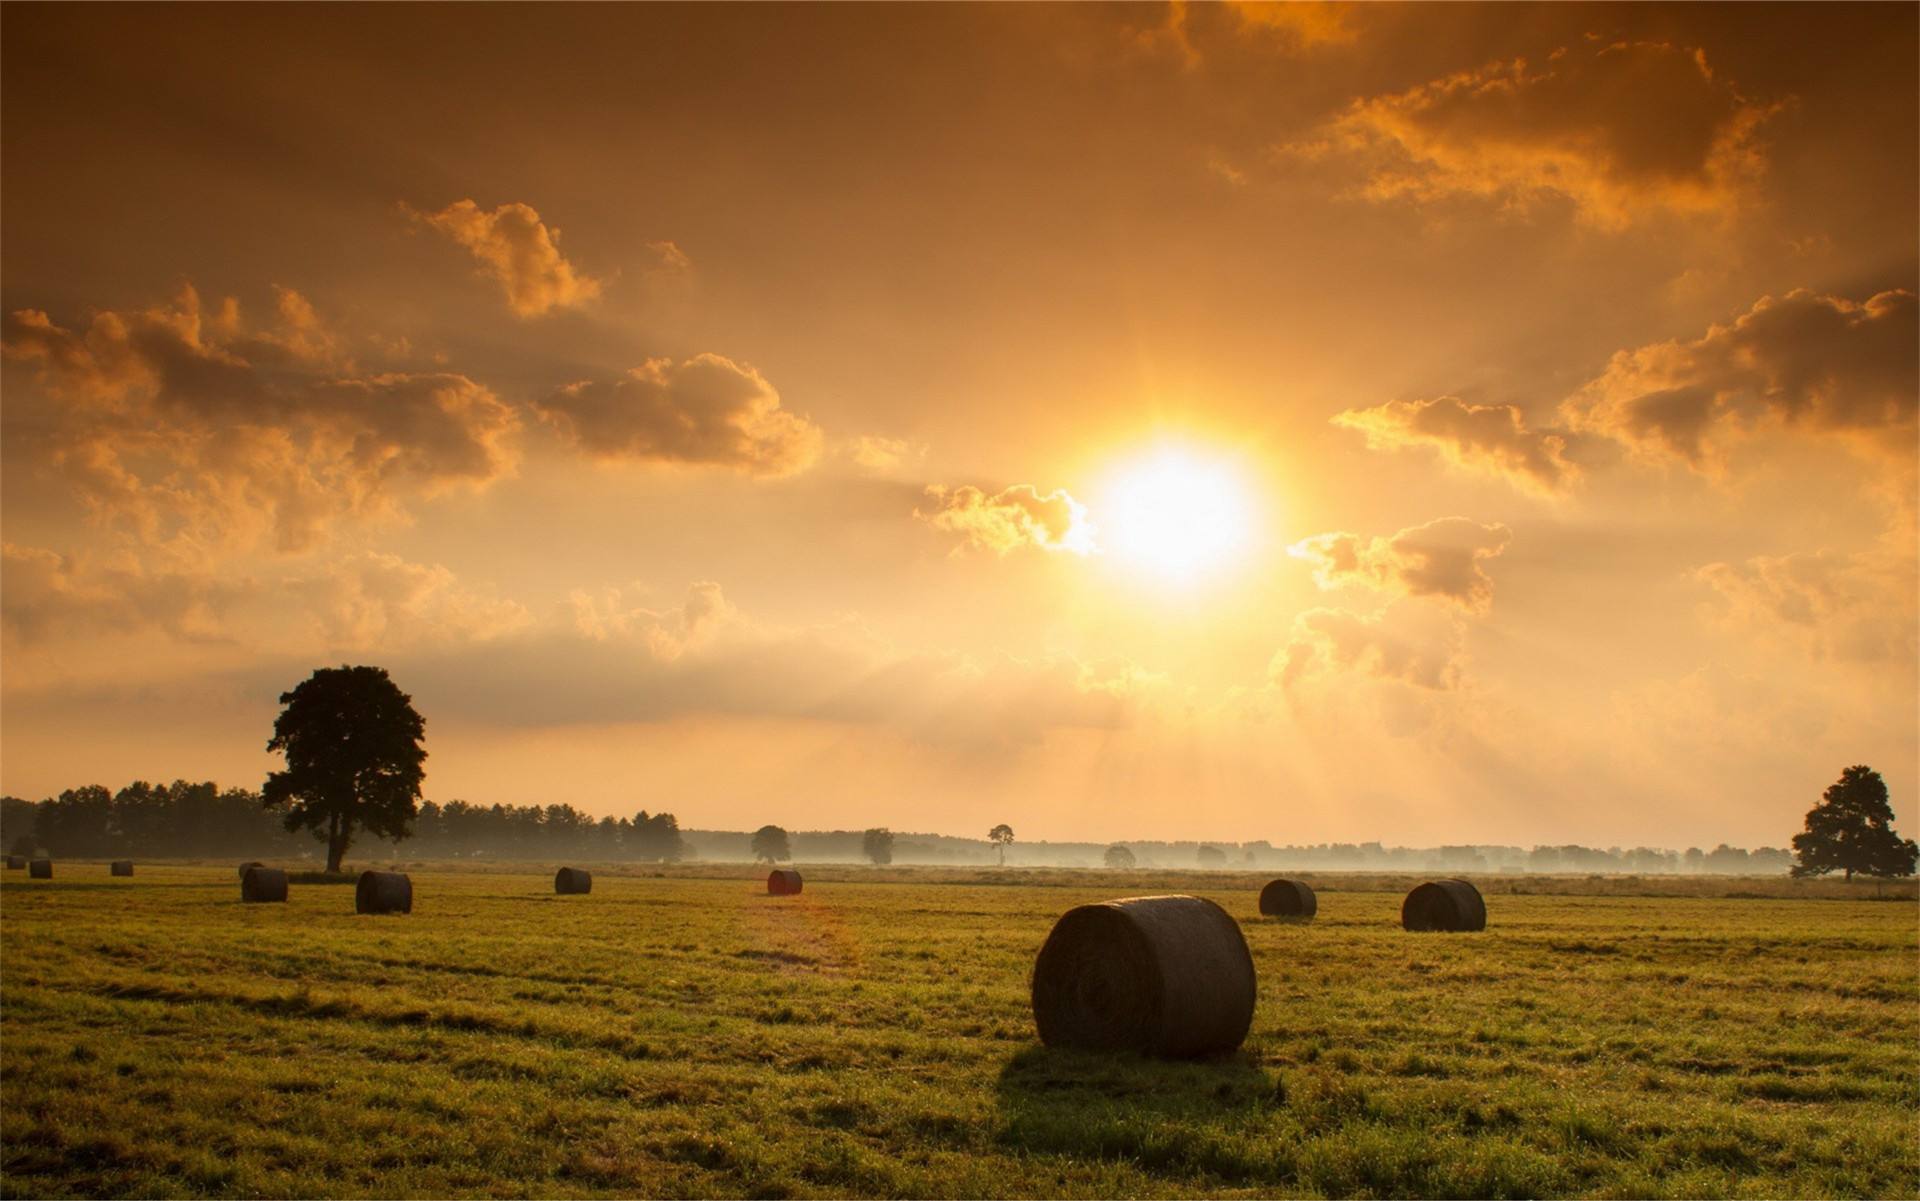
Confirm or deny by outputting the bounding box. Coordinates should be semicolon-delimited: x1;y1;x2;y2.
3;865;1916;1199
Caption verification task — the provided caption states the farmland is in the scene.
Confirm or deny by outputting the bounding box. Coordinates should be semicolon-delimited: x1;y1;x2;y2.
2;865;1915;1199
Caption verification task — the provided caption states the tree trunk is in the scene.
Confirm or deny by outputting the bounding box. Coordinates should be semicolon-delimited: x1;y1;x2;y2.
326;812;349;874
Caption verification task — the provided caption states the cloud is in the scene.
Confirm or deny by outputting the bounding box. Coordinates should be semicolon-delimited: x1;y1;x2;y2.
1696;550;1918;666
538;354;823;477
1332;396;1579;494
917;484;1096;554
412;199;603;316
845;434;926;474
1290;517;1512;612
297;552;534;652
0;543;243;646
2;287;520;557
1226;1;1354;47
1274;605;1465;691
1309;40;1779;228
1564;289;1918;466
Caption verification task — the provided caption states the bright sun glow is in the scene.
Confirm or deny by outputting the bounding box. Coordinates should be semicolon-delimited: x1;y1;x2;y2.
1094;445;1257;584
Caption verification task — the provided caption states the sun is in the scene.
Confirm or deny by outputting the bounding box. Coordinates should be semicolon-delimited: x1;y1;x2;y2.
1093;444;1257;584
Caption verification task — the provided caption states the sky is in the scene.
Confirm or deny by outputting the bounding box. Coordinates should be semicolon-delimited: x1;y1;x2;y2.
2;3;1914;848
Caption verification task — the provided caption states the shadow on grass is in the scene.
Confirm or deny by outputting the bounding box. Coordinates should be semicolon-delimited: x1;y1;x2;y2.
995;1045;1285;1181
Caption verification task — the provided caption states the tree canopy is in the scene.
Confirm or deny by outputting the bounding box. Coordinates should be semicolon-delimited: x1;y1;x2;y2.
862;827;894;866
263;665;427;874
1791;765;1917;880
751;824;792;864
1104;844;1136;869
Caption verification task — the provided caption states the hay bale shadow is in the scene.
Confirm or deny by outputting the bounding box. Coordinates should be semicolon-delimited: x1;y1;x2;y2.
994;1045;1279;1175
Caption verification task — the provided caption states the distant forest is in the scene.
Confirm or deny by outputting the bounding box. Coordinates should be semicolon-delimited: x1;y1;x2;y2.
1;779;1800;874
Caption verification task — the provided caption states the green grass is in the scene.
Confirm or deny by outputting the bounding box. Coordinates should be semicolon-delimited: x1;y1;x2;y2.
3;865;1915;1198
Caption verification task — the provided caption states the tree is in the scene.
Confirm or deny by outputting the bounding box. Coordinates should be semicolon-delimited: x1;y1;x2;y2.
1104;844;1135;869
263;665;427;874
988;823;1014;866
862;827;894;866
1196;845;1227;868
1792;765;1918;881
751;824;791;864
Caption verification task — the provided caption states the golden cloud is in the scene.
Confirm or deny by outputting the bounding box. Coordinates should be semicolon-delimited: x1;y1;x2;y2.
1696;550;1918;667
917;484;1095;555
1274;605;1464;691
412;199;603;316
1332;396;1578;494
1290;517;1512;613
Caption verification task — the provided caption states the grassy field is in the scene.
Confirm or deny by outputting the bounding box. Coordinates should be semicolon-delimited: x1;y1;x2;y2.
2;864;1915;1199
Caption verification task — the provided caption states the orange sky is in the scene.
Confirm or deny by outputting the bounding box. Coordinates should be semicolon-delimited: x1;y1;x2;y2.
3;3;1914;847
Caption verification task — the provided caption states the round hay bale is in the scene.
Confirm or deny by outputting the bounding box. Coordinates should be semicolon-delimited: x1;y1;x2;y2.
28;858;52;880
1401;879;1486;932
241;866;288;903
1031;894;1256;1058
355;870;412;915
554;866;592;895
110;860;134;877
238;860;264;880
5;855;24;869
1258;878;1317;919
767;868;803;896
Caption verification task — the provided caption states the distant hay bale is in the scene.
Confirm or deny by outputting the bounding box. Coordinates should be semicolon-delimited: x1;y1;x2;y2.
110;860;134;877
28;858;52;880
5;855;24;869
241;866;288;903
238;860;264;880
1401;879;1486;932
1031;894;1256;1058
767;868;803;896
554;867;592;895
1258;878;1317;919
355;870;413;915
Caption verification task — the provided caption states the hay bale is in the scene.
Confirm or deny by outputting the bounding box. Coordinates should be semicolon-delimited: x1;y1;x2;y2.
241;866;288;903
110;860;134;877
767;868;803;896
238;860;264;880
1031;894;1256;1058
28;858;52;880
1258;878;1317;919
355;870;412;915
5;855;24;869
1401;879;1486;932
554;866;592;895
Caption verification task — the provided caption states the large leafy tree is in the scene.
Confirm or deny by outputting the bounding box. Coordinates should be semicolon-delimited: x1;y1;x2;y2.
1791;765;1917;881
862;827;894;866
264;666;427;873
988;823;1014;866
751;824;791;864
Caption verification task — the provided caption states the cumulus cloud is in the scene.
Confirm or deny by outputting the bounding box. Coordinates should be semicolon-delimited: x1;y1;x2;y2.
539;354;823;477
2;287;520;557
1226;1;1354;47
0;543;243;646
917;484;1096;555
1290;517;1512;612
845;434;926;474
297;552;533;652
1309;40;1779;228
1274;605;1465;691
1564;289;1918;466
1696;550;1918;666
1332;396;1579;494
411;199;603;316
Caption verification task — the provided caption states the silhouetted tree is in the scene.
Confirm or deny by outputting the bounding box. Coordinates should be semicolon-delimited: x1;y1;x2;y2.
1196;845;1227;868
1104;844;1136;869
1792;765;1917;880
862;827;894;866
989;823;1014;866
264;666;427;874
751;824;791;864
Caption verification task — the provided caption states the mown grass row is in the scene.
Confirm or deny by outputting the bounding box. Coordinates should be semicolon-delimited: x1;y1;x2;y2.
3;867;1915;1198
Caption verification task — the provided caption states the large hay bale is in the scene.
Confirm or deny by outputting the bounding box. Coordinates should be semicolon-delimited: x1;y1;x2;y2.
5;855;24;869
1258;878;1317;919
238;860;264;880
767;868;803;896
28;858;52;879
1031;894;1256;1058
356;870;412;915
241;866;288;903
1401;879;1486;932
110;860;134;877
554;866;592;895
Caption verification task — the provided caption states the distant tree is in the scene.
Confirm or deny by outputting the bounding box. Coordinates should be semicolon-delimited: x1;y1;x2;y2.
862;827;894;866
1104;844;1136;869
263;665;427;874
1792;765;1918;881
751;824;791;864
988;823;1014;866
1196;845;1227;868
8;833;36;858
